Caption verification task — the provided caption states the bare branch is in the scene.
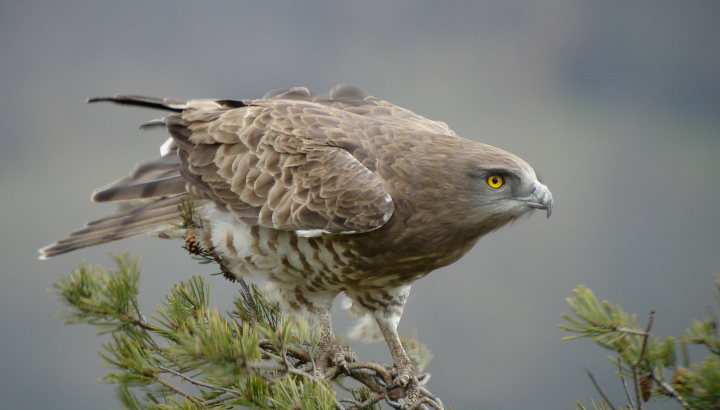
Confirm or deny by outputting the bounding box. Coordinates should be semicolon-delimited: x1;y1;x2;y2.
346;361;393;380
583;367;618;410
652;375;689;407
420;386;444;409
636;311;654;367
341;392;386;410
154;376;204;407
258;338;312;362
611;327;650;336
156;365;241;397
123;312;157;332
631;310;655;410
421;396;444;410
631;366;639;410
619;356;634;407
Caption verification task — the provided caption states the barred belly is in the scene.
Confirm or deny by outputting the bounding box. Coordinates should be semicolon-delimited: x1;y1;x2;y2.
200;203;357;310
199;203;412;341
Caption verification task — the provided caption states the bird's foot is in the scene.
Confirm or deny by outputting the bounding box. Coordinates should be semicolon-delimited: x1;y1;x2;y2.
383;361;417;405
312;340;356;379
329;343;357;375
385;368;442;409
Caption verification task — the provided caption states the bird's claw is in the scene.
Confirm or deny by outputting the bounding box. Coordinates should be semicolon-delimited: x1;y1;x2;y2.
331;351;352;375
313;341;356;379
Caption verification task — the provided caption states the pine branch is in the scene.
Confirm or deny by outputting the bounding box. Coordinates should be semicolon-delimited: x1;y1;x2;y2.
561;281;720;410
50;252;443;410
49;201;447;409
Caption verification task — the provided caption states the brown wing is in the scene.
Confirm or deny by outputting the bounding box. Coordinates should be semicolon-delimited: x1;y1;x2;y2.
39;84;440;258
171;97;394;234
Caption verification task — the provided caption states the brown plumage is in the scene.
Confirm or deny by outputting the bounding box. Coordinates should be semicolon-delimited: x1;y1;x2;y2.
40;84;553;404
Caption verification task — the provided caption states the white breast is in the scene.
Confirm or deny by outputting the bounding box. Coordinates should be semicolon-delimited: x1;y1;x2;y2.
199;203;348;313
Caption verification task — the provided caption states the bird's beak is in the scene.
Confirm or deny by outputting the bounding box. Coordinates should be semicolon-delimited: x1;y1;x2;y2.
518;183;554;218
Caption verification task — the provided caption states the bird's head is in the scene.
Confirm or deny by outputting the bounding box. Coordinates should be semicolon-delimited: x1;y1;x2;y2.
414;139;553;238
462;143;553;232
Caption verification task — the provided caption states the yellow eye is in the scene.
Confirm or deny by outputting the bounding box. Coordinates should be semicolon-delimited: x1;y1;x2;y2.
487;175;504;188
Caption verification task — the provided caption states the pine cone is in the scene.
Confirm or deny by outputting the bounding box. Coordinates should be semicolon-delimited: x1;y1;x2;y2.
640;372;653;402
184;230;202;255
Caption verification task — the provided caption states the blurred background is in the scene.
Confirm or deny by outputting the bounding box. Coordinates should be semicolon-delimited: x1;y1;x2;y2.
1;1;718;409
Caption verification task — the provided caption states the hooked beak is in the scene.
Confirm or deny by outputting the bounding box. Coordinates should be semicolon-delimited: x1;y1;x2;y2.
517;183;554;218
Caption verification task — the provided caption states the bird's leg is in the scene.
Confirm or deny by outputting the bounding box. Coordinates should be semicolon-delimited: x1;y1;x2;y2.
313;304;356;379
375;314;422;406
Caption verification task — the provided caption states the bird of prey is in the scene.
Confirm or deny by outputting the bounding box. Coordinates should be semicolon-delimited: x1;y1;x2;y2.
41;84;553;405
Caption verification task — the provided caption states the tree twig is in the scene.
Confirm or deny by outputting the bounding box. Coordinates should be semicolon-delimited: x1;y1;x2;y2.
652;375;688;407
341;391;386;410
258;338;312;362
583;367;618;410
420;386;444;409
154;376;204;407
619;356;634;407
156;365;242;397
632;310;654;410
422;396;443;410
611;326;650;336
123;312;157;331
238;277;258;328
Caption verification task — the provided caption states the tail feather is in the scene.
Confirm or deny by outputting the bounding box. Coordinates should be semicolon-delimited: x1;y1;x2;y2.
39;196;202;259
92;176;187;202
62;198;187;239
92;153;185;202
128;154;181;179
85;194;187;226
41;225;169;258
40;95;204;259
88;95;187;112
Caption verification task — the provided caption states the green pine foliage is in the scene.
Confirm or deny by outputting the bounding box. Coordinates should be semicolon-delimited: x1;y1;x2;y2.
560;281;720;409
50;252;437;409
52;253;334;409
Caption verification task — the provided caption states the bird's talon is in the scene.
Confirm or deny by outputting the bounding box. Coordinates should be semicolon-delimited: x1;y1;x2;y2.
331;352;346;366
332;352;351;375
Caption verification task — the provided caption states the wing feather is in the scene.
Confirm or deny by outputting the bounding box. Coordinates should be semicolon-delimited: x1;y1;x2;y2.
173;98;395;234
40;84;445;259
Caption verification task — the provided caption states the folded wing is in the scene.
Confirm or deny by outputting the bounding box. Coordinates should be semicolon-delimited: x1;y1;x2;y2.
41;85;410;258
170;94;395;234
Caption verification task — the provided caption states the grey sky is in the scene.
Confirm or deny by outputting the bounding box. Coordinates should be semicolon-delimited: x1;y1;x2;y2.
1;1;719;409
